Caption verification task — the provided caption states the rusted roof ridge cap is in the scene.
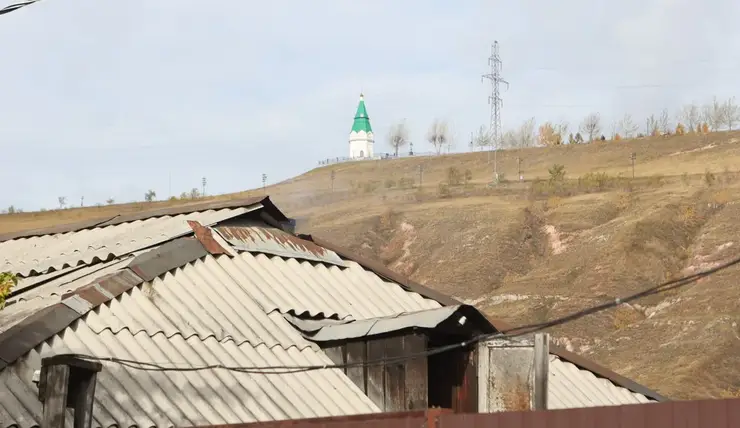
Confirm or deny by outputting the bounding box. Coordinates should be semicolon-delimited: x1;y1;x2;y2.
0;196;279;242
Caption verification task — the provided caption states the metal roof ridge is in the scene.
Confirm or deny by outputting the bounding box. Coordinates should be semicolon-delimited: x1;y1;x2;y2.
0;195;281;242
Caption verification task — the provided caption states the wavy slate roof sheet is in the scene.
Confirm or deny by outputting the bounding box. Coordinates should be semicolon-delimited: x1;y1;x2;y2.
548;355;652;409
0;207;255;277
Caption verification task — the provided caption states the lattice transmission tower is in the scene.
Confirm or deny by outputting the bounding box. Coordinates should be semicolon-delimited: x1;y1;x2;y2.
481;41;509;170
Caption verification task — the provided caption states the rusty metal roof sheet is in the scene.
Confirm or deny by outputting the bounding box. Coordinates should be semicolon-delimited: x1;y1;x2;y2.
215;225;346;267
548;355;653;409
0;255;380;428
0;207;259;277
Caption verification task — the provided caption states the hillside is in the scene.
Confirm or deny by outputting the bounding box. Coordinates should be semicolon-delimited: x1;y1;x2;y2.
4;131;740;399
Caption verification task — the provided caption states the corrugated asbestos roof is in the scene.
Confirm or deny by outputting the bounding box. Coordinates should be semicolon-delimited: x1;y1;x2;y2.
0;195;667;428
0;207;259;277
548;355;652;409
0;255;384;428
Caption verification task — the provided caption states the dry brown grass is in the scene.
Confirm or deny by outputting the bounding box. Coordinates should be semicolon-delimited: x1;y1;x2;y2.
5;130;740;399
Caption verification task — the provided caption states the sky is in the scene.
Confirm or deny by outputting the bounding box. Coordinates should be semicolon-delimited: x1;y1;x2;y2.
0;0;739;210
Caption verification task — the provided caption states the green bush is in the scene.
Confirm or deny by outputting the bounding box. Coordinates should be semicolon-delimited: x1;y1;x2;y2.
548;164;566;183
0;272;17;309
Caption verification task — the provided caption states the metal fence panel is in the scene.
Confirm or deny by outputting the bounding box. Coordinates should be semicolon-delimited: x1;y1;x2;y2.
437;398;740;428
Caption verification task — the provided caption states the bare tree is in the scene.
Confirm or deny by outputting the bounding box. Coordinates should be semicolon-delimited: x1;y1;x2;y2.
517;117;537;148
678;103;700;131
387;121;409;157
580;113;601;142
558;122;570;139
426;120;449;155
703;97;724;131
474;125;491;150
57;196;66;209
189;188;201;199
619;114;639;138
645;114;660;137
144;190;157;202
501;130;517;149
724;97;740;130
645;114;659;136
659;108;671;134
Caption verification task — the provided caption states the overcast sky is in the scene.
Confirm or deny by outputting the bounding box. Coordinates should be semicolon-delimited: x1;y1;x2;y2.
0;0;738;210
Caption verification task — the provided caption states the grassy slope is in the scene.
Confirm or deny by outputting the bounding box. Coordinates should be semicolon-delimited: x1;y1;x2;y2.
4;131;740;399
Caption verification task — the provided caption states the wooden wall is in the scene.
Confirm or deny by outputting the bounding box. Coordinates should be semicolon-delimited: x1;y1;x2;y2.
322;333;429;412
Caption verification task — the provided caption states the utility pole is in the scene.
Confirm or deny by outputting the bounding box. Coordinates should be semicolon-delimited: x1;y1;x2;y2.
482;41;509;182
516;157;523;182
630;152;636;179
201;177;207;197
262;173;267;194
168;172;172;199
80;196;84;207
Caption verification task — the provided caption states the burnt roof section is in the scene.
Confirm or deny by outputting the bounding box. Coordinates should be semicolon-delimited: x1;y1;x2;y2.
0;196;286;242
298;233;668;403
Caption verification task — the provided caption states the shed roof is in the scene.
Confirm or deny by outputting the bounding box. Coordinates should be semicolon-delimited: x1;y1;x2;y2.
0;196;666;428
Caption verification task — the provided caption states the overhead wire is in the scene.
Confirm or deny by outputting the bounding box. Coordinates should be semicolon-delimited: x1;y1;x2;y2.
57;251;740;374
0;0;40;16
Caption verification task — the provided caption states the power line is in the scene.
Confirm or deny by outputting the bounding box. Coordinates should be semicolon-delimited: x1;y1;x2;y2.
57;252;740;374
0;0;40;16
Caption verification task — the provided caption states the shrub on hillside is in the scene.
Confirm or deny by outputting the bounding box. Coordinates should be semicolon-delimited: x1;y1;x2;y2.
437;182;451;198
548;164;566;183
675;123;686;135
447;167;464;186
704;170;717;187
363;180;381;193
579;172;612;191
398;177;415;189
464;169;473;184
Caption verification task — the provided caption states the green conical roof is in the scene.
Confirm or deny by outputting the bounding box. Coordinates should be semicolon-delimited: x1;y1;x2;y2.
351;93;373;134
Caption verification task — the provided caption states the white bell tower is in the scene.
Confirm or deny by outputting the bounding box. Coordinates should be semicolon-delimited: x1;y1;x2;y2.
349;93;374;159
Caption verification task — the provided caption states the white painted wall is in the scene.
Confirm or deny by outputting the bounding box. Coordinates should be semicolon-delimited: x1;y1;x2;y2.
349;130;374;159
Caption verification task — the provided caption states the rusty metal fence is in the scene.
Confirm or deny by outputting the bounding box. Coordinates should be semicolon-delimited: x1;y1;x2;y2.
199;398;740;428
439;398;740;428
200;409;452;428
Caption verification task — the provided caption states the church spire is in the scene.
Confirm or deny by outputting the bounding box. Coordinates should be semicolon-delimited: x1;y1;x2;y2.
351;93;373;133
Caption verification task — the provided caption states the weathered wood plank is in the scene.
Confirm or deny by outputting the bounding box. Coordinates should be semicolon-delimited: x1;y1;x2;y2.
42;364;70;428
383;336;405;412
403;334;428;410
346;341;367;393
366;337;385;410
